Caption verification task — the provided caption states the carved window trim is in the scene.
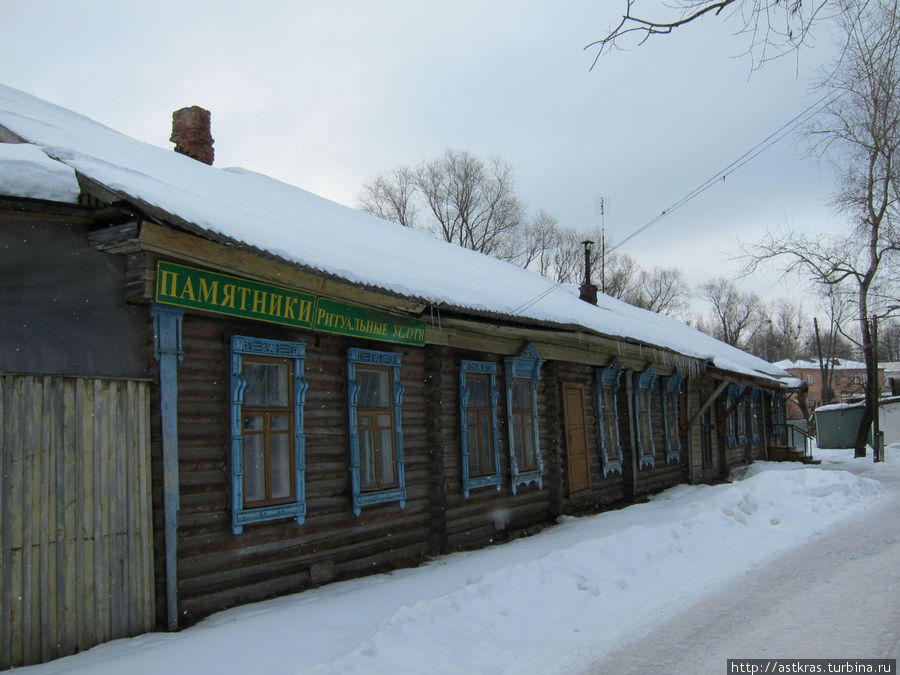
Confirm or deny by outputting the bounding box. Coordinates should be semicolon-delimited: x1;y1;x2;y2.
595;358;624;477
230;335;308;534
662;372;683;464
725;384;738;448
750;389;761;442
634;365;656;469
347;348;406;515
504;342;545;494
459;360;502;497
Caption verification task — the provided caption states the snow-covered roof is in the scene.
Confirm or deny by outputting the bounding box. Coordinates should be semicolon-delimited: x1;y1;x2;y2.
0;82;790;384
0;141;80;203
774;358;870;371
815;395;900;413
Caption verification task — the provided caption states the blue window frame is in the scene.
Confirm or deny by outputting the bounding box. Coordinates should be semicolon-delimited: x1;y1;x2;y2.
725;384;738;448
634;365;656;469
460;360;502;497
595;358;623;477
750;390;761;442
504;342;544;494
662;372;683;464
347;347;406;515
771;391;787;443
230;335;307;534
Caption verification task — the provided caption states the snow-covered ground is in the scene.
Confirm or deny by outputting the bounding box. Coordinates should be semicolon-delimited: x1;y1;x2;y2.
13;446;898;675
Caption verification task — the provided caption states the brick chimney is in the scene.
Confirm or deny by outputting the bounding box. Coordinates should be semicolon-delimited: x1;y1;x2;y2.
170;106;214;165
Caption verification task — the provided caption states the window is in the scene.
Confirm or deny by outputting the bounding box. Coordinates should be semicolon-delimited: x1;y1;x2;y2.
595;358;623;476
771;391;787;443
348;348;405;515
460;360;501;497
662;373;683;464
230;335;307;534
725;384;738;448
736;387;748;445
504;343;544;494
750;390;761;442
634;365;656;469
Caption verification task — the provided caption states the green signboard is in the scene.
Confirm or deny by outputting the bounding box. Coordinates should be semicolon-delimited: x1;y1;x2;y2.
155;261;426;346
314;297;426;345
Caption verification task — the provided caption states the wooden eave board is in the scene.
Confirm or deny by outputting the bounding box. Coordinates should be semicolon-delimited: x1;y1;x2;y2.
137;221;428;317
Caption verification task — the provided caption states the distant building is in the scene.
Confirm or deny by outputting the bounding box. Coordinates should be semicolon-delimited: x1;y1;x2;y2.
883;362;900;396
774;358;885;420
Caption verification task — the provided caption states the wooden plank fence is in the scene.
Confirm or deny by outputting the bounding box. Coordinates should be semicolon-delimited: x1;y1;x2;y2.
0;374;155;669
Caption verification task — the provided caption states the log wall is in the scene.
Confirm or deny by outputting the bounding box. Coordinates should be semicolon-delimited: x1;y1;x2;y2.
171;316;434;623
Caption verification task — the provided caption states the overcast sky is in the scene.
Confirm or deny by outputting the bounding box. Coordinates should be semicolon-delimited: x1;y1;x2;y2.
2;1;847;312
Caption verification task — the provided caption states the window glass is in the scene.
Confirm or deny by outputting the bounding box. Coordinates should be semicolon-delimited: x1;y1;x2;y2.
243;435;265;503
379;429;395;484
640;391;652;446
602;386;619;461
359;429;375;489
634;367;656;467
477;418;492;474
270;434;291;499
244;361;289;407
356;370;396;493
244;415;264;431
468;375;491;408
358;367;391;407
667;391;678;446
512;379;533;410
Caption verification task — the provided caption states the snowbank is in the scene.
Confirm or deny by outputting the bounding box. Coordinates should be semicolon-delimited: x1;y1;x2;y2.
18;463;887;675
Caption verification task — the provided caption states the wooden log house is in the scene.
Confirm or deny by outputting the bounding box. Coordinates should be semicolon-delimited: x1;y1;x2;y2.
0;83;799;668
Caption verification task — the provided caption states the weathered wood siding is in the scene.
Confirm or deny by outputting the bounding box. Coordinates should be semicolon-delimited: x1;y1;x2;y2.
0;374;154;669
172;316;434;623
553;362;627;514
688;384;724;484
632;375;688;496
429;347;557;553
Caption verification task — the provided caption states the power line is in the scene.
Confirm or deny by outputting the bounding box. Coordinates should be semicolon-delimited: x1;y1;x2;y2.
606;92;839;255
512;93;839;316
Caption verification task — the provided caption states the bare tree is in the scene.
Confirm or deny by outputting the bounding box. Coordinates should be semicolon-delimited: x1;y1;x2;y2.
698;277;765;347
879;319;900;361
746;298;808;361
517;209;559;274
415;150;525;260
359;166;418;228
745;0;900;456
360;149;531;262
587;0;839;68
771;298;807;361
628;266;692;318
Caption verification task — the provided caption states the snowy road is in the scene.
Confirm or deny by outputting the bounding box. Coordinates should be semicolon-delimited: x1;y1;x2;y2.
582;459;900;674
13;451;894;675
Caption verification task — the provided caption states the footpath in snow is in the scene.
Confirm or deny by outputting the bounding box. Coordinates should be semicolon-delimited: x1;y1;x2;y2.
13;447;897;675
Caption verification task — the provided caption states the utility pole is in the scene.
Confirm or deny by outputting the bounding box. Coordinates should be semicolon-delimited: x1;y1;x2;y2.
813;317;833;405
871;314;883;462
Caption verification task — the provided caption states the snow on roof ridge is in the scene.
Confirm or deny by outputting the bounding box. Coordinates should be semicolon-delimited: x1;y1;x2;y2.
0;81;790;384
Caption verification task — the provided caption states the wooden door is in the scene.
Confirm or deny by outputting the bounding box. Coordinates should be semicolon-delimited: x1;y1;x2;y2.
562;383;592;495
